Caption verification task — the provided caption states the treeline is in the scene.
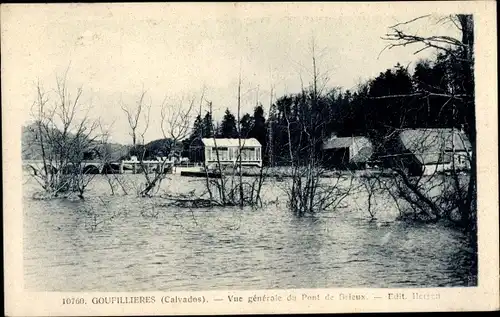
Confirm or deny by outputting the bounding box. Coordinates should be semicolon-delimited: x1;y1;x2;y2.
181;106;267;162
182;46;474;165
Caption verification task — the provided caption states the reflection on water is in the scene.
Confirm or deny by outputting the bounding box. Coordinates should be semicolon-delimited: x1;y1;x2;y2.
23;175;476;291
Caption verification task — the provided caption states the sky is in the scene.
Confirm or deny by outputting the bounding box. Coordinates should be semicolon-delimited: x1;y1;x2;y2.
2;3;463;145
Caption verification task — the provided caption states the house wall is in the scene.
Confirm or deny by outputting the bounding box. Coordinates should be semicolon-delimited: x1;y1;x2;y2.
349;144;356;161
350;138;371;161
453;152;471;170
422;163;447;176
421;153;471;176
204;145;262;167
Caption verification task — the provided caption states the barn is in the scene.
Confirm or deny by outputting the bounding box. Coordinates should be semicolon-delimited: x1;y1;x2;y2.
322;136;373;169
394;128;472;176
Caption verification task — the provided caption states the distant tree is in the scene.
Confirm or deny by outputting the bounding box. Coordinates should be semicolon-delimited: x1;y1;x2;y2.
202;111;214;138
239;113;253;138
217;108;238;138
383;14;474;140
189;115;203;140
184;114;204;161
144;138;177;158
129;144;149;159
249;105;266;148
366;63;414;141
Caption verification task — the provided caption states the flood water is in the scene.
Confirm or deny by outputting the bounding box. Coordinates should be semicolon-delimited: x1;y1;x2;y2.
23;174;476;291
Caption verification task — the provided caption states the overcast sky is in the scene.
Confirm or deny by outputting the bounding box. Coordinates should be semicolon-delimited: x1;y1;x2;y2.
2;3;463;145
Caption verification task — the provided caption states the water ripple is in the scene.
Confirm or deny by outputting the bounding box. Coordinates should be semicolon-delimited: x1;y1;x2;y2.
23;175;476;291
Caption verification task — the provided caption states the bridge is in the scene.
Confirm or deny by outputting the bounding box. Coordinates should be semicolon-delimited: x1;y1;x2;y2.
22;159;176;175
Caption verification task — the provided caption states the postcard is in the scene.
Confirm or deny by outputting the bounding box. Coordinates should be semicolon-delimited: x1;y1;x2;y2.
2;2;498;315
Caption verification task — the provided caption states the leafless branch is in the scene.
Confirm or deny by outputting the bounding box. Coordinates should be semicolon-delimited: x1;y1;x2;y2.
388;14;431;29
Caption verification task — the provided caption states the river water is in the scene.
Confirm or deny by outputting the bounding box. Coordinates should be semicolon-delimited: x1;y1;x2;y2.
23;174;476;291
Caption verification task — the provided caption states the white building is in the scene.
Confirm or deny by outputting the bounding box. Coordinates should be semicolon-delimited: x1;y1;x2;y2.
398;128;472;176
201;138;262;168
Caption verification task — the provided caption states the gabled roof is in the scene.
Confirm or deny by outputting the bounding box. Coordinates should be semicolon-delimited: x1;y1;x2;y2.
351;147;373;163
322;136;373;163
399;128;472;165
322;136;370;150
201;138;261;147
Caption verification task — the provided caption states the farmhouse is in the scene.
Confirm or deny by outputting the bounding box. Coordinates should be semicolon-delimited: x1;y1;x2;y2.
395;128;472;176
201;138;262;168
322;136;373;169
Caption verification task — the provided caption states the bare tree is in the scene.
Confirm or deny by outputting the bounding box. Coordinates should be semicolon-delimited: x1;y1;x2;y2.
252;85;276;207
383;15;473;64
121;90;149;149
121;89;158;196
225;69;262;208
283;39;355;217
267;86;275;167
237;70;244;207
380;129;473;227
360;173;379;220
201;95;266;208
136;95;196;197
80;196;124;232
28;81;55;193
28;70;100;199
379;14;476;231
160;96;196;162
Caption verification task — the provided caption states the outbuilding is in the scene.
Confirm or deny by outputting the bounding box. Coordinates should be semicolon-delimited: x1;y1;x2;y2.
322;136;373;169
394;128;472;176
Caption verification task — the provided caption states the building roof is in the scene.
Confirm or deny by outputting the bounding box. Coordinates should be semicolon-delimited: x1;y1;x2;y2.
399;128;472;165
322;136;373;163
322;136;370;150
351;147;374;163
201;138;261;147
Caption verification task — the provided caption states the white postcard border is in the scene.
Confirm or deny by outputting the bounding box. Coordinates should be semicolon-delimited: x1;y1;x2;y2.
2;2;499;315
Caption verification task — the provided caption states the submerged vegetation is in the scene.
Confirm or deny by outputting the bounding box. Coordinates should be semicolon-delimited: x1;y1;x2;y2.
21;15;478;290
23;14;476;251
